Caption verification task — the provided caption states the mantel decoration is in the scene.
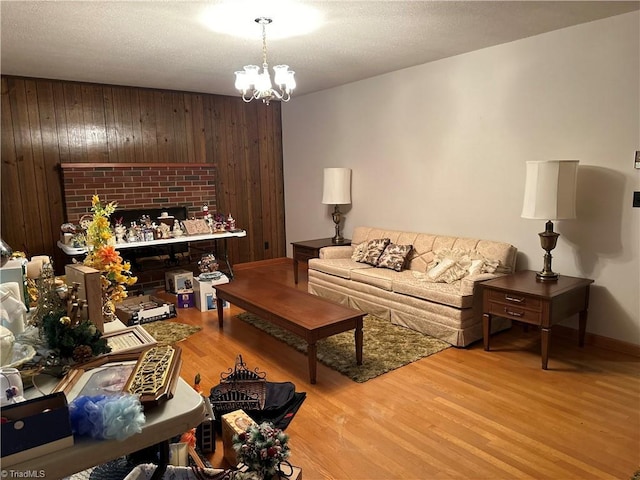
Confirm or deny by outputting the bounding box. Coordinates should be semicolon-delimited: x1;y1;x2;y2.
232;421;291;479
234;17;296;104
83;195;137;321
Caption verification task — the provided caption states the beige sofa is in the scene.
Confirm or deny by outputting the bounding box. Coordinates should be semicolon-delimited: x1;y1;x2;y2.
307;226;517;347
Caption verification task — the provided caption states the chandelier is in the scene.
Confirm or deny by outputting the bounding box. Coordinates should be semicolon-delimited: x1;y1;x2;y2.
234;17;296;105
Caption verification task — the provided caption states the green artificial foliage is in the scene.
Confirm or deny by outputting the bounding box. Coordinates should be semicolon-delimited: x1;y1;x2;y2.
232;422;290;478
41;311;110;362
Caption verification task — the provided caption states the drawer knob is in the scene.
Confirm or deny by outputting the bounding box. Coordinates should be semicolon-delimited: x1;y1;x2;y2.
505;294;525;303
505;307;524;318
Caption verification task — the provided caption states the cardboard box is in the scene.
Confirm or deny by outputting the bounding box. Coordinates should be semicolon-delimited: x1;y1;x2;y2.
65;263;103;332
165;269;194;293
221;409;257;467
1;392;74;467
193;275;230;312
176;290;194;308
115;294;177;325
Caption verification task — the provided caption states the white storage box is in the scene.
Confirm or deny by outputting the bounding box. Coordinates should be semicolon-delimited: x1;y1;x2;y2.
165;269;194;293
193;275;229;312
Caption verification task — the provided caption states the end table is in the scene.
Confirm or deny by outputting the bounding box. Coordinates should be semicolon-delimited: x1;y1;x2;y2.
291;238;351;284
481;270;594;369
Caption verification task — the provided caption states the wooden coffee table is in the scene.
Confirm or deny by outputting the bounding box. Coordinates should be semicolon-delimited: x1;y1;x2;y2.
214;278;364;384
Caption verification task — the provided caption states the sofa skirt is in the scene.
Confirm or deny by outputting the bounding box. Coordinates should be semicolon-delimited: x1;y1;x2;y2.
308;270;510;347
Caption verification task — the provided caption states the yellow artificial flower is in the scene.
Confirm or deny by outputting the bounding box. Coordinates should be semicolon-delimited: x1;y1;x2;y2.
83;194;136;311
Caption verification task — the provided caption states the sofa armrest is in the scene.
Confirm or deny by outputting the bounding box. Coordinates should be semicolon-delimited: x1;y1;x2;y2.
319;245;353;259
460;273;504;296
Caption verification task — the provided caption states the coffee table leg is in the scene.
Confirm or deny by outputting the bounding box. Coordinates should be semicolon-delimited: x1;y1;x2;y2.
308;341;317;384
355;317;363;365
216;297;224;328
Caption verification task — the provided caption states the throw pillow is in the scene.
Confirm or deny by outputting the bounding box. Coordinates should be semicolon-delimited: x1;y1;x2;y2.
377;243;413;271
468;259;485;276
351;243;367;262
426;257;456;280
361;238;391;266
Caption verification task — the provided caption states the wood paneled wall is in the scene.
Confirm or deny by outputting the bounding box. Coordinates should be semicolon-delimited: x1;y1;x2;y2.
0;76;285;271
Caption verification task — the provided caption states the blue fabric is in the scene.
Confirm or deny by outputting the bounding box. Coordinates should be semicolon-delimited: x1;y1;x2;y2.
69;394;145;441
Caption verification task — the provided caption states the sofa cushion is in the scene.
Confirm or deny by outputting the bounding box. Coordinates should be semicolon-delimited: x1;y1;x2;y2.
391;270;473;309
308;258;373;279
350;227;517;274
351;268;397;291
377;243;413;272
360;238;391;265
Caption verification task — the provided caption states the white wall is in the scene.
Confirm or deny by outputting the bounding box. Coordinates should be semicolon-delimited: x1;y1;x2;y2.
282;12;640;346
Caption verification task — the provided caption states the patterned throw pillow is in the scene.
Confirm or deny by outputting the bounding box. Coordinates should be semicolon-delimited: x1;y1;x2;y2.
351;242;367;262
361;238;391;265
376;243;413;271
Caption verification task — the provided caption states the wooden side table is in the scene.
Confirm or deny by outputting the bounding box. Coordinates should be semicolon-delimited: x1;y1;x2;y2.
291;238;351;284
482;270;594;369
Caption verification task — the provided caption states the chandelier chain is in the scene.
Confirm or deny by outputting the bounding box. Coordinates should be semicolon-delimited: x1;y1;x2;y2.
261;20;268;69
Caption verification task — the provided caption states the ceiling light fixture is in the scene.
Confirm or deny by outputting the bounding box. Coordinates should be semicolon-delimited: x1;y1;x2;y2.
234;17;295;105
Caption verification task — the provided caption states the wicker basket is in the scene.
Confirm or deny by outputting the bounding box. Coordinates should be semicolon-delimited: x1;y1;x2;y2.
209;355;266;417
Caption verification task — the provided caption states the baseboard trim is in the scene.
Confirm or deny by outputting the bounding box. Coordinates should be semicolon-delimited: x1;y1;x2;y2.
553;325;640;357
234;258;291;270
233;258;640;358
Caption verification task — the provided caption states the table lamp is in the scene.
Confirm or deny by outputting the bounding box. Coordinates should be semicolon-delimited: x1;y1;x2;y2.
322;168;351;244
521;160;578;281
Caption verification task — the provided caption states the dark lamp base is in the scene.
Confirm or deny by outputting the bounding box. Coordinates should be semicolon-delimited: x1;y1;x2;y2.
536;271;559;282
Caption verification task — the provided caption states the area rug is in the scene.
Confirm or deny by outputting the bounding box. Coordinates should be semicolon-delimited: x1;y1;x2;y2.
237;312;450;383
142;320;201;345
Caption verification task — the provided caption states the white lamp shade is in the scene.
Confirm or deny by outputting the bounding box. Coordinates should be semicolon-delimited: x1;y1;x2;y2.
322;168;352;205
521;160;578;220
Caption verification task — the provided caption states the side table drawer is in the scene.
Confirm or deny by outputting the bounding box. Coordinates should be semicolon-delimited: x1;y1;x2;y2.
487;301;543;324
487;290;542;311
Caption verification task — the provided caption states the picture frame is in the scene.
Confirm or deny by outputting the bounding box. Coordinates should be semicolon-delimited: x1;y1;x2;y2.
182;219;210;235
52;345;182;408
52;352;142;401
101;325;157;355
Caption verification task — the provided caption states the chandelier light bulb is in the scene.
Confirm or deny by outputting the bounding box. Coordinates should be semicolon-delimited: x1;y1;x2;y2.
234;17;295;104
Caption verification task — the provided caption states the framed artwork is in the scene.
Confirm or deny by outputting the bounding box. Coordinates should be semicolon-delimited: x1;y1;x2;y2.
52;345;182;408
52;352;142;401
101;325;157;355
182;219;210;235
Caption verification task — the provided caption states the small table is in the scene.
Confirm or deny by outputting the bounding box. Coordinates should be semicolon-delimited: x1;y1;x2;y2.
214;277;364;384
482;270;594;369
291;238;351;284
58;230;247;278
17;377;206;478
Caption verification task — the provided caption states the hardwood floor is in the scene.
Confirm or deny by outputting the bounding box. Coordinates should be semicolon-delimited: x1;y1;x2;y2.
168;259;640;480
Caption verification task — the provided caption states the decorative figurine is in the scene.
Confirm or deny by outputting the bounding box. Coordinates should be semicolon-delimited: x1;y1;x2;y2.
226;213;236;231
173;219;183;237
159;222;171;239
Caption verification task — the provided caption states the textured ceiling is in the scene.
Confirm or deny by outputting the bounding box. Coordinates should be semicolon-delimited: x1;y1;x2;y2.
1;1;638;97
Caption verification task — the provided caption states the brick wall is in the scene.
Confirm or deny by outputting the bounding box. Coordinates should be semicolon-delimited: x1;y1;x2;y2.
60;163;217;223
